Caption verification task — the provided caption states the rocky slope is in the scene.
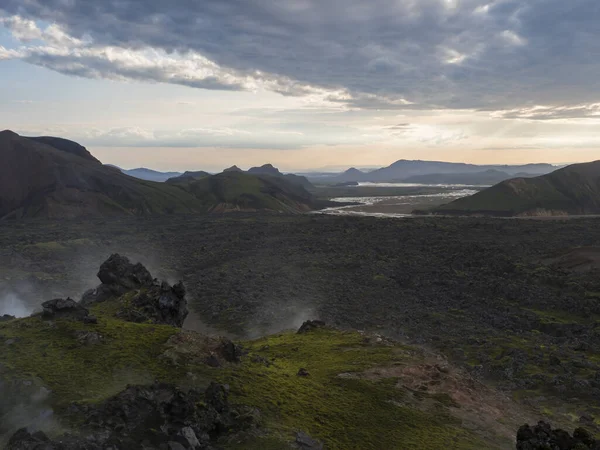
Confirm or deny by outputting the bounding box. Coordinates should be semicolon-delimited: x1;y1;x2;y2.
0;130;204;219
432;160;600;216
0;254;561;449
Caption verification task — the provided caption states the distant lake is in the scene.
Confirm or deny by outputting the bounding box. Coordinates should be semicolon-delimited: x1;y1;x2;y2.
319;184;480;218
356;182;491;188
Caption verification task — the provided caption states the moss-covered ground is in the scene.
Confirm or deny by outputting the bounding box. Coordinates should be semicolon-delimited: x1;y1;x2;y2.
0;306;492;449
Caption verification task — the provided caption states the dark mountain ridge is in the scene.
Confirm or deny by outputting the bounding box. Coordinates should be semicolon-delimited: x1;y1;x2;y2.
0;131;205;219
433;160;600;216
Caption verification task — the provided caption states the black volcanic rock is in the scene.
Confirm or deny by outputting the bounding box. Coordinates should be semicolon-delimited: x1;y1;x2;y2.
82;254;189;327
82;253;154;305
116;280;189;327
7;382;258;450
516;421;599;449
297;320;326;334
41;298;90;321
97;253;154;291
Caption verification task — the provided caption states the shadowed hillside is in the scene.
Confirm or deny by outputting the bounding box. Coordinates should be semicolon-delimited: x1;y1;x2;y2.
0;130;207;219
174;171;328;213
432;160;600;216
0;132;333;218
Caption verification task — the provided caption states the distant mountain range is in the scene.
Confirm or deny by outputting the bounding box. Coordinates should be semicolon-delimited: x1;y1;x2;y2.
402;169;539;186
431;160;600;216
107;167;184;182
320;160;559;184
0;131;325;218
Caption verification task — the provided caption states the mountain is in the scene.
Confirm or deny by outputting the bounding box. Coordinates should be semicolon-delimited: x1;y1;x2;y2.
120;168;183;182
0;131;331;218
366;160;558;182
166;170;212;184
403;169;537;186
28;136;101;163
332;167;367;183
223;165;243;172
173;171;328;213
239;163;313;189
432;160;600;216
0;130;206;219
325;160;558;183
247;163;282;177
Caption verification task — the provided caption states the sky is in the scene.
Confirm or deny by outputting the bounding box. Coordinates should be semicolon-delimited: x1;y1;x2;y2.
1;1;599;172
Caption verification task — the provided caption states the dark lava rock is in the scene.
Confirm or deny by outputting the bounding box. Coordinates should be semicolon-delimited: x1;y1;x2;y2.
516;421;599;449
81;253;154;305
41;298;89;321
8;382;257;450
0;314;16;322
297;320;326;334
296;431;324;450
98;253;154;289
80;254;189;327
297;368;310;377
217;338;244;363
116;280;188;327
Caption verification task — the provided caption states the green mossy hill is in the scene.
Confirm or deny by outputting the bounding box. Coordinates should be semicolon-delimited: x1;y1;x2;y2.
433;160;600;216
0;304;495;449
175;171;328;213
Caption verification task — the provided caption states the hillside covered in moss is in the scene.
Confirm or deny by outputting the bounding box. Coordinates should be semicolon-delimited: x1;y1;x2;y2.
432;160;600;216
0;254;539;449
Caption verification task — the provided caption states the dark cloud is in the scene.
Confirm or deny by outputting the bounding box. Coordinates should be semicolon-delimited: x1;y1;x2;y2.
2;0;600;112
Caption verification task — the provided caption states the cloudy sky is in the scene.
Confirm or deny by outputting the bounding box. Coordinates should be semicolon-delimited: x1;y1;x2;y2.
1;0;599;172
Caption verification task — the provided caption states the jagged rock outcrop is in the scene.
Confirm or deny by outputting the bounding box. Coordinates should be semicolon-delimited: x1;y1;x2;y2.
41;298;90;321
81;254;189;327
7;382;259;450
516;421;599;449
81;253;154;305
117;280;188;327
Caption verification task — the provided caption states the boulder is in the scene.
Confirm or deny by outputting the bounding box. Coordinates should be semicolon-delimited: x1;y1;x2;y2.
41;298;89;321
516;421;599;449
296;431;324;450
81;253;154;305
297;320;326;334
217;337;244;363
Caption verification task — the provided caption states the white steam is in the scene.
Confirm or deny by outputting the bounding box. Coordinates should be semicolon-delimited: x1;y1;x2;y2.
0;293;33;318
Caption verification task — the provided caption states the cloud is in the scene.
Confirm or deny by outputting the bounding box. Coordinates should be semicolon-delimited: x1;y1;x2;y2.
495;103;600;121
17;125;379;149
1;1;600;113
0;45;23;60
